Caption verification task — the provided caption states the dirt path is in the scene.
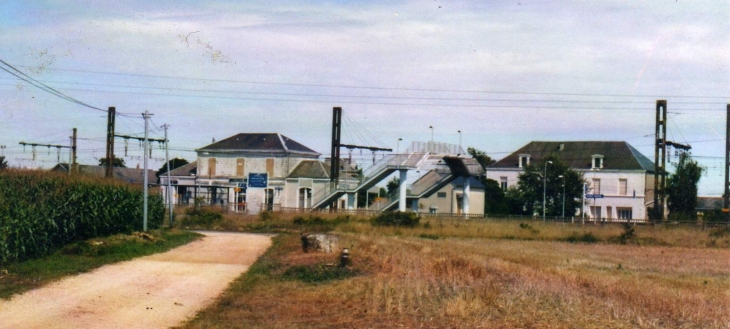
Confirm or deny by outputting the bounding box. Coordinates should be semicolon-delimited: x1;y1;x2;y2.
0;231;272;329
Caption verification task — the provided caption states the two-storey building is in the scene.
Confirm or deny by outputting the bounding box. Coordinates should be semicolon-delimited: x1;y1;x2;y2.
162;133;333;213
487;141;655;221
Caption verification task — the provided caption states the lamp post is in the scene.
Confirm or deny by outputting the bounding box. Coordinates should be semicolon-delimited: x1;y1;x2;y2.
558;175;565;220
396;138;402;154
428;126;434;153
543;160;552;221
457;130;462;149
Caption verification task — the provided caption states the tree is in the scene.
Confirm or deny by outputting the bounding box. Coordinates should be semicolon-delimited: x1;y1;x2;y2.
667;152;703;220
156;158;190;177
0;156;7;170
467;147;496;169
386;176;400;194
98;157;126;168
516;155;585;217
467;147;502;213
504;186;527;215
483;178;509;214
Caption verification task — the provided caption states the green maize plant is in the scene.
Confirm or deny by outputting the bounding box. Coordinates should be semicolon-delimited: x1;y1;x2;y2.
0;170;164;264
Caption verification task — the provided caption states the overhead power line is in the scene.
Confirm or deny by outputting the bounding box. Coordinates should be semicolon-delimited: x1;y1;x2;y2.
21;66;730;100
3;84;723;111
0;59;106;112
1;78;728;105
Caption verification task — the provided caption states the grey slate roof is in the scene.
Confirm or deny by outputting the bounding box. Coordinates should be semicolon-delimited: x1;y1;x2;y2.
167;162;197;177
287;160;330;179
490;141;654;171
196;133;320;157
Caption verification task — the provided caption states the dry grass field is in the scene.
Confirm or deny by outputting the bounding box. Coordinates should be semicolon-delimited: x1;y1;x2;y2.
179;213;730;328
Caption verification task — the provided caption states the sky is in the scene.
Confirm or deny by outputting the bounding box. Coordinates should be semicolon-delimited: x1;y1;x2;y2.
1;1;729;195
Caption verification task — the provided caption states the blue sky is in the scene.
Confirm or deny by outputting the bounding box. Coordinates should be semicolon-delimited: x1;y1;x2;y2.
1;1;729;195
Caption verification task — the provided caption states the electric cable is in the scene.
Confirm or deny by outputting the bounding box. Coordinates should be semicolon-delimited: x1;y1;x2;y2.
24;66;730;99
0;60;106;112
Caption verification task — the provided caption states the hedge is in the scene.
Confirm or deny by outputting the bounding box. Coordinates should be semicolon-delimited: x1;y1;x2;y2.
0;170;164;264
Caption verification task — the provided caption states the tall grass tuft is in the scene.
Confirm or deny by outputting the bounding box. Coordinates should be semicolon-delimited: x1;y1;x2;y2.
0;169;164;264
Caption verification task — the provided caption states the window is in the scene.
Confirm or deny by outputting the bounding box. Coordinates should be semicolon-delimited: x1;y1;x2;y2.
617;208;632;220
619;179;627;196
498;177;507;190
437;192;447;198
264;188;275;211
590;206;602;219
592;154;604;169
236;158;245;177
518;154;530;168
592;179;601;194
266;158;275;177
299;188;312;209
208;157;216;177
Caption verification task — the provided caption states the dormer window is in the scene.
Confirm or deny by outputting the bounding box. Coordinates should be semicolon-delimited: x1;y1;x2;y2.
519;154;531;168
592;154;604;169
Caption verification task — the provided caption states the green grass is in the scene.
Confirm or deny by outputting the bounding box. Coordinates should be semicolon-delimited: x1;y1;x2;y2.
0;229;201;299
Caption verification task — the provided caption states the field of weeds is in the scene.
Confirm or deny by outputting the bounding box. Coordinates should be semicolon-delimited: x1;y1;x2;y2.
180;213;730;328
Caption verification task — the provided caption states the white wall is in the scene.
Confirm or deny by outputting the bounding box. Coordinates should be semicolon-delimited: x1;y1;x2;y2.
487;168;650;220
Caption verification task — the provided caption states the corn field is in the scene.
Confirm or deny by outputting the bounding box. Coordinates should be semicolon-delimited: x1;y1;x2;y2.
0;169;164;264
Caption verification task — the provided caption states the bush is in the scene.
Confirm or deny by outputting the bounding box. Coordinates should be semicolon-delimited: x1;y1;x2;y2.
565;232;600;244
709;226;730;239
282;264;356;284
0;170;164;264
418;234;439;240
371;211;420;227
519;223;540;235
618;222;635;244
292;215;351;232
260;211;276;221
181;207;223;226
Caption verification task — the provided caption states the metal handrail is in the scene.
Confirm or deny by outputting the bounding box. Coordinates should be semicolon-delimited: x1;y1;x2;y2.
408;169;450;196
368;189;400;211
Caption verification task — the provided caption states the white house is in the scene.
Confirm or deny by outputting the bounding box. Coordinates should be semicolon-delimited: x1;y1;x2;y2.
161;133;334;213
487;141;655;221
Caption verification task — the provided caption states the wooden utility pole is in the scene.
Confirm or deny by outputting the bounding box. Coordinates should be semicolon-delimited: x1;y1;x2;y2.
105;107;116;178
330;107;342;186
72;128;77;174
653;100;667;223
142;111;152;232
163;124;173;226
329;107;393;181
653;100;691;223
722;104;730;221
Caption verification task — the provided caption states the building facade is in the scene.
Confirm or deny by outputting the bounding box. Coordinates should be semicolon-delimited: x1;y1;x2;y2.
161;133;332;213
487;141;655;221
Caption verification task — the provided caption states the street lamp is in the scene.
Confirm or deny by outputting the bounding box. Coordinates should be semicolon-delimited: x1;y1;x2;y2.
543;160;552;221
428;126;434;153
457;130;462;150
396;138;402;154
558;175;565;220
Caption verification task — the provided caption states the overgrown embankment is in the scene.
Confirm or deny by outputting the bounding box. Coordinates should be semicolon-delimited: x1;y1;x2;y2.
0;170;164;264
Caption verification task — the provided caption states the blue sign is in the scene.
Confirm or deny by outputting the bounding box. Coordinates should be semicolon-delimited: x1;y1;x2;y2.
586;194;604;199
248;173;268;188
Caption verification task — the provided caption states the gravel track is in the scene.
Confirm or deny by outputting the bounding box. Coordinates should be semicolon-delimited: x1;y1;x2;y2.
0;231;272;329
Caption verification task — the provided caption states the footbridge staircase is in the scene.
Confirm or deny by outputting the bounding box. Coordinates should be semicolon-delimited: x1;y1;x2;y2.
310;152;430;209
